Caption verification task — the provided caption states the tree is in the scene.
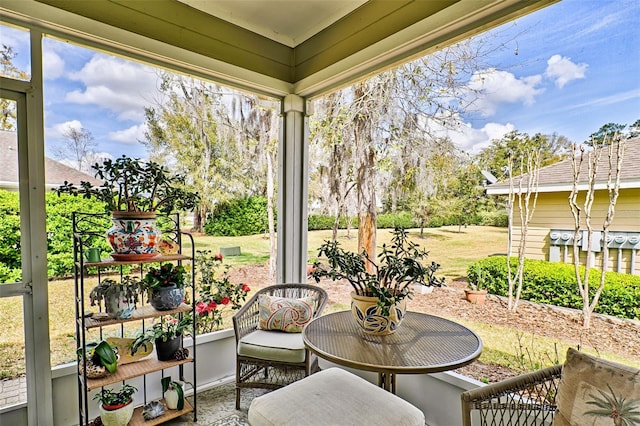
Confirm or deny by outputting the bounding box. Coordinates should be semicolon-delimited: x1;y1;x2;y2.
230;95;279;277
1;45;29;131
53;126;96;172
568;134;625;329
627;119;640;139
504;134;541;311
478;131;570;181
587;122;626;146
311;33;514;260
143;74;251;232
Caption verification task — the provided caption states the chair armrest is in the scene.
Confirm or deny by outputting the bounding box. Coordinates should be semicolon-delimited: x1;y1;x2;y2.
461;364;562;426
233;292;261;342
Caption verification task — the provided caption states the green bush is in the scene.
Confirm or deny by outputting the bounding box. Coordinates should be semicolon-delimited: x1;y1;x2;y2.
468;256;640;320
0;190;109;281
204;196;270;236
308;215;341;231
0;191;21;278
476;210;508;227
377;212;417;229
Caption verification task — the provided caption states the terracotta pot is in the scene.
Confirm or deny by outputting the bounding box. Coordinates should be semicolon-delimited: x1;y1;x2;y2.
464;289;487;305
106;211;160;260
350;292;407;335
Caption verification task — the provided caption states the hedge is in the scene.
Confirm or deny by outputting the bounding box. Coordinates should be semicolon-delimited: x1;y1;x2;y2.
308;212;418;231
204;196;270;236
468;256;640;320
0;190;108;281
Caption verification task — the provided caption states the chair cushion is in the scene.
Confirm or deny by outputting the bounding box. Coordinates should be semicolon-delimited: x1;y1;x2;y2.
248;367;425;426
258;295;315;332
554;348;640;426
237;330;306;363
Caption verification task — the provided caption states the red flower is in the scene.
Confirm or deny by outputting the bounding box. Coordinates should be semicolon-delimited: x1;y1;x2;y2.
196;302;207;314
207;301;218;310
214;253;223;261
241;284;250;292
220;297;230;305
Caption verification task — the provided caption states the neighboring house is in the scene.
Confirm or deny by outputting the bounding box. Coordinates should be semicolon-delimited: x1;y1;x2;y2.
486;137;640;275
0;130;101;190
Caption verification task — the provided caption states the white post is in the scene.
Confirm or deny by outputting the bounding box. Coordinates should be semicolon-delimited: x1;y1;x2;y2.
277;94;309;283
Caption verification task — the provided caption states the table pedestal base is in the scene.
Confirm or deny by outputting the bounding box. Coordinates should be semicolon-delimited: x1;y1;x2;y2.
378;372;397;394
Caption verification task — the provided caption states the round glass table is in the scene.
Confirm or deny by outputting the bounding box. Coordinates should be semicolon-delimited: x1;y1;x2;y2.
302;310;482;393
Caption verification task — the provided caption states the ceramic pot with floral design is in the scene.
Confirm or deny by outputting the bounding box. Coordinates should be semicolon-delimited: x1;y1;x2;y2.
106;211;160;260
350;292;407;335
149;285;184;311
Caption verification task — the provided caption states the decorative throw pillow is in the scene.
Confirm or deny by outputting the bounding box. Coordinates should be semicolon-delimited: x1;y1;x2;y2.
553;348;640;426
258;295;315;333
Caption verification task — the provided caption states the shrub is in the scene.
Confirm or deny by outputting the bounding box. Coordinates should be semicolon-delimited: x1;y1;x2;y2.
308;215;340;231
0;190;109;281
377;212;417;229
0;191;21;278
45;192;110;277
204;196;270;236
468;256;640;319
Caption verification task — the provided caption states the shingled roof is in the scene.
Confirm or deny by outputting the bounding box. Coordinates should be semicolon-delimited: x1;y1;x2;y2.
0;130;102;190
486;137;640;195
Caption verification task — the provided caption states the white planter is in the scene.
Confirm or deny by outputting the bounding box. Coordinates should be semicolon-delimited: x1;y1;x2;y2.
164;381;183;409
98;402;134;426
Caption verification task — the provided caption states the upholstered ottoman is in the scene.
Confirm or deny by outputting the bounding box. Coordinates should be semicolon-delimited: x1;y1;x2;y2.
248;367;425;426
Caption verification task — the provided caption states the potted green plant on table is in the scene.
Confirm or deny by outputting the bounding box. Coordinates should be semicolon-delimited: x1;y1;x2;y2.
57;155;200;260
142;263;188;311
131;314;192;361
465;264;488;304
89;276;144;319
93;384;137;426
310;227;444;335
77;340;118;379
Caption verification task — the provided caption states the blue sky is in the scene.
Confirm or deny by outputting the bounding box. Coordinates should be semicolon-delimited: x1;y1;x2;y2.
1;0;639;166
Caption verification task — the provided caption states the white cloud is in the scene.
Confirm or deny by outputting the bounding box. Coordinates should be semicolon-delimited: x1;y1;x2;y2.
47;120;83;139
43;50;64;80
66;54;159;121
544;55;588;88
424;114;514;153
108;124;148;145
466;69;544;117
448;122;515;154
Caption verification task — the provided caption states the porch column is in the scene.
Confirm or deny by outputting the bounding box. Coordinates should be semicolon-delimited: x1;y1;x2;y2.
277;94;309;283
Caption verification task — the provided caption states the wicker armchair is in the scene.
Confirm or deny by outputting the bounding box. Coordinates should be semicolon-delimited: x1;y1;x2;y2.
461;364;562;426
232;283;328;409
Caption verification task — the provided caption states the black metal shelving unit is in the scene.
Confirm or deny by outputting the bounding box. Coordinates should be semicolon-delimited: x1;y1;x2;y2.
72;212;197;425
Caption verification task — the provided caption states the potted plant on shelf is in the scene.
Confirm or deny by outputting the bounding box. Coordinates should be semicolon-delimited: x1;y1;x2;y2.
310;227;444;335
57;155;200;260
161;376;185;410
142;263;188;311
77;340;118;378
465;264;488;305
89;276;144;319
93;384;137;426
131;314;192;361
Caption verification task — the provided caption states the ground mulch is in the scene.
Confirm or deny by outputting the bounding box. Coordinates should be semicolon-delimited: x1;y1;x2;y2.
231;265;640;383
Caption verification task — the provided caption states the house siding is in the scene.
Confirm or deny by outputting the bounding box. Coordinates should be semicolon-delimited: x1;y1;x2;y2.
510;188;640;274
